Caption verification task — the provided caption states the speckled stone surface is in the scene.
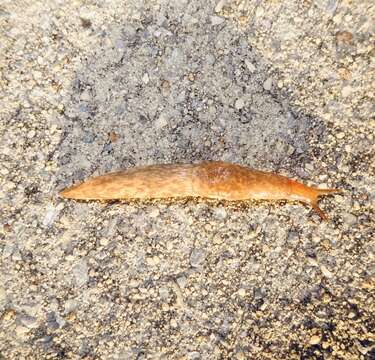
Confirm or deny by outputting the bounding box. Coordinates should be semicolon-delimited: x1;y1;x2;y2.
0;1;374;359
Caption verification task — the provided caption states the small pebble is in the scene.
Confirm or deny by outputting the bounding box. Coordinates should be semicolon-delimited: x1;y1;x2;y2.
309;335;321;345
336;31;353;44
99;238;109;246
82;132;95;143
146;256;160;266
211;16;225;25
187;72;195;81
348;312;356;319
342;212;357;225
213;235;223;245
170;318;178;328
15;325;30;337
142;73;149;84
42;203;64;228
238;288;246;297
305;163;314;172
149;208;160;218
187;351;201;360
244;59;256;73
2;309;16;321
176;276;187;288
80;90;91;101
190;249;206;267
72;259;89;287
64;299;78;314
27;130;36;139
20;315;39;329
307;258;318;267
342;86;353;97
158;286;170;300
213;207;227;220
156;113;168;129
263;77;273;91
235;98;245;110
255;7;265;17
320;265;334;279
109;132;118;143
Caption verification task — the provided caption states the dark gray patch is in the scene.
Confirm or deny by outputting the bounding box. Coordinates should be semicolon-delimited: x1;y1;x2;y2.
57;11;315;184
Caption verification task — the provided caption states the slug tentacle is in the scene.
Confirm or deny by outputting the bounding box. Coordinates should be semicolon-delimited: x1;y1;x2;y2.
314;188;343;196
311;203;328;220
59;161;342;220
308;188;342;220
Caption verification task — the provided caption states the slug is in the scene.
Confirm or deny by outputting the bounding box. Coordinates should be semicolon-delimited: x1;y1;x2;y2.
59;161;342;220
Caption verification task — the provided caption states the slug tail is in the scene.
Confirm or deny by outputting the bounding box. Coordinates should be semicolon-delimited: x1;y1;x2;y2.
59;186;82;200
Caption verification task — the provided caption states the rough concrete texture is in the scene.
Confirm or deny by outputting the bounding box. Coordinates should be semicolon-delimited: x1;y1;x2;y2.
0;0;374;359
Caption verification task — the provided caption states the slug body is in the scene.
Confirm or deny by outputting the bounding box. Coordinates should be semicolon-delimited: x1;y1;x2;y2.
59;161;341;219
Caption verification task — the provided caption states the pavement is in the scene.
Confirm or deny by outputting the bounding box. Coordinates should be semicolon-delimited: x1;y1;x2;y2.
0;0;374;359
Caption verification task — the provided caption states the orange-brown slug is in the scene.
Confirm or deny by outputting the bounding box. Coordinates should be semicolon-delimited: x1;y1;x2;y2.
59;161;342;220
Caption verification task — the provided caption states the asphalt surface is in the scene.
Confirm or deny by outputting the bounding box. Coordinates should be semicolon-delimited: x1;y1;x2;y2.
1;1;374;359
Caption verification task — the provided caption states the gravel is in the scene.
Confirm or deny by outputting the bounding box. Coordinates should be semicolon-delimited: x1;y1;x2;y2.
1;0;374;359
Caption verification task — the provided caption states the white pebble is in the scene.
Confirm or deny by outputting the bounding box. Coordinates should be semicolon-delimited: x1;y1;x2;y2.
149;208;160;218
100;238;109;246
244;59;256;73
73;259;89;287
305;163;314;171
263;77;273;91
190;248;205;267
320;265;334;279
238;288;246;297
211;15;225;25
156;113;168;129
80;90;91;101
235;98;245;110
142;73;149;84
20;315;39;329
27;130;36;139
255;7;264;17
176;276;187;288
15;325;30;337
341;86;352;97
42;204;63;228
